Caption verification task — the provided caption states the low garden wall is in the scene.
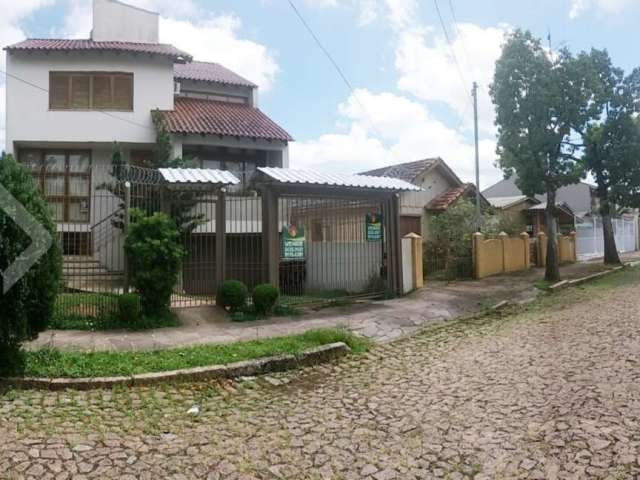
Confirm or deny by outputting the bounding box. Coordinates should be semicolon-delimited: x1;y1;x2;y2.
473;232;530;279
473;231;577;279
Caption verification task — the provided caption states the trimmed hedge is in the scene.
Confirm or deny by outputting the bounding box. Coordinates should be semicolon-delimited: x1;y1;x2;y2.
216;280;248;312
253;284;280;315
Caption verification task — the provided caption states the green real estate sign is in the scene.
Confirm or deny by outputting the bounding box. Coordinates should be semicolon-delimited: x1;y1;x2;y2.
366;212;382;242
282;224;305;259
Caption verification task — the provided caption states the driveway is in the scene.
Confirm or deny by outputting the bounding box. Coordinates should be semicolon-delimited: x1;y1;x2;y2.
3;268;640;479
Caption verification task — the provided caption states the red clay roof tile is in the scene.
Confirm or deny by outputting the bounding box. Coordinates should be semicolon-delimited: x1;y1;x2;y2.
159;97;293;142
174;61;256;88
4;39;192;61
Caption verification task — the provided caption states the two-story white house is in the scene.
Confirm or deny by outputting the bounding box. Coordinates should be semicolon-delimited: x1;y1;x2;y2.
4;0;292;267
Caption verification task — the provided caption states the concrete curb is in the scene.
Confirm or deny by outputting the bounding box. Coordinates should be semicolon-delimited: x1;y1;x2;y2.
2;342;351;391
550;265;626;291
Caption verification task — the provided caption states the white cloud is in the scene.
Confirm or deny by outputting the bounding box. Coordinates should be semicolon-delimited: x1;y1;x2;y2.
569;0;636;18
61;1;279;91
290;89;501;188
0;0;54;151
394;23;508;135
160;16;279;91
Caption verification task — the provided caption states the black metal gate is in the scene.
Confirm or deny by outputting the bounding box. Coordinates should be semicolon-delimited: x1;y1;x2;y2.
277;195;388;302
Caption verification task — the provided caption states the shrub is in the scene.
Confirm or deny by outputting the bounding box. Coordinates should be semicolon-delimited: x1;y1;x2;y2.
0;153;61;375
125;210;184;316
216;280;248;312
117;293;142;326
253;284;279;315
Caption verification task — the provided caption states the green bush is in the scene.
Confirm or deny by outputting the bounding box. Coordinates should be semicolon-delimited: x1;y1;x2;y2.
125;210;184;316
0;153;62;375
216;280;248;312
252;284;280;315
117;293;142;326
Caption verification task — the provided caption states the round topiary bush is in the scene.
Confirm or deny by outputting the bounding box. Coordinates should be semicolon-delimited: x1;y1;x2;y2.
252;284;280;316
216;280;248;312
0;153;61;375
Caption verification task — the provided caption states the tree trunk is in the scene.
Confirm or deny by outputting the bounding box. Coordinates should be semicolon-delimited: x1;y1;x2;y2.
600;197;622;265
545;189;560;282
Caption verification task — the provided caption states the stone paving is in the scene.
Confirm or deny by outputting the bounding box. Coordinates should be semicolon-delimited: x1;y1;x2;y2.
4;270;640;479
28;253;640;352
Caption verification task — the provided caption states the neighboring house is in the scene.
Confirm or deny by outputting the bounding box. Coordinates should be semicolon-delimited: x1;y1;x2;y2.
486;195;576;236
482;175;598;218
3;0;292;262
484;175;639;258
361;158;487;237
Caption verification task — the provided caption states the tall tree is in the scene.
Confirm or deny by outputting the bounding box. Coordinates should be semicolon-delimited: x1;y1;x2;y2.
583;52;640;264
490;30;602;281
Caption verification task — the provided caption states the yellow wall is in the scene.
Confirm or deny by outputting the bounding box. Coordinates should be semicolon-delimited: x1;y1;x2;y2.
473;232;531;279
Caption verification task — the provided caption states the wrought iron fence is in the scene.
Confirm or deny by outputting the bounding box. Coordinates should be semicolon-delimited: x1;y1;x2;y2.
36;160;396;321
423;242;473;280
277;195;388;300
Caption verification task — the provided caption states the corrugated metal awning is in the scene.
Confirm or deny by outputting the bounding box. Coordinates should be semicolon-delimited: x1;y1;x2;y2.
159;168;240;185
257;167;421;192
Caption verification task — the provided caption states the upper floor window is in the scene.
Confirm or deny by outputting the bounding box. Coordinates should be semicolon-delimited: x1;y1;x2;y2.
49;72;134;111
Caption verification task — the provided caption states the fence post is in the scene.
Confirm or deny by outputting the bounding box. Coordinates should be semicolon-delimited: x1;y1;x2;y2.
384;194;403;295
215;187;227;287
499;231;508;273
570;230;577;262
262;187;279;288
123;181;131;294
537;232;547;267
404;233;423;289
520;232;530;268
472;231;484;279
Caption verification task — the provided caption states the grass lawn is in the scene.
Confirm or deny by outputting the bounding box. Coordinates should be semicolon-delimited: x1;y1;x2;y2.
23;328;370;379
51;293;179;331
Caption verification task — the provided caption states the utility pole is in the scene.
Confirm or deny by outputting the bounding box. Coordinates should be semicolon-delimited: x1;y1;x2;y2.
472;81;481;230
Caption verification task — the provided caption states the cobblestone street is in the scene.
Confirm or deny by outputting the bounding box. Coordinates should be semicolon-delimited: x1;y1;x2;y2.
3;274;640;479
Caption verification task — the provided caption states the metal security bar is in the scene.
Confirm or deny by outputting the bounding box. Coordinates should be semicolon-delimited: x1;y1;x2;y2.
277;195;388;302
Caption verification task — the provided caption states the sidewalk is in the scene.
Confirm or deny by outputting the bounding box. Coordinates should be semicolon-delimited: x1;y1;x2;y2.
29;252;640;352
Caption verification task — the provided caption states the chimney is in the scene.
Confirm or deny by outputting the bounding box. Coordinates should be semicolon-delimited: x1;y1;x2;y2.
91;0;159;44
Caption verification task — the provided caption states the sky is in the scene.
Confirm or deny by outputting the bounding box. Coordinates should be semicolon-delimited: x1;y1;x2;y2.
2;0;640;189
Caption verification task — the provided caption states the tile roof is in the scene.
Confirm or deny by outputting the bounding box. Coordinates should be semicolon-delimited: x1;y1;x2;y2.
159;168;240;185
174;61;256;88
4;39;192;61
487;195;538;209
159;97;293;142
257;167;422;192
360;158;441;183
427;184;476;211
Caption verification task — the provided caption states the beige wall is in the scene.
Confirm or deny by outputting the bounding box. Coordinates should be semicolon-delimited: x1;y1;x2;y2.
400;169;454;215
536;232;577;267
473;232;531;279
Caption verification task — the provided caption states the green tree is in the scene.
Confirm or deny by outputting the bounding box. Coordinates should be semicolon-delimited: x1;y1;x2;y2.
583;52;640;264
124;210;184;316
0;153;61;375
490;30;603;281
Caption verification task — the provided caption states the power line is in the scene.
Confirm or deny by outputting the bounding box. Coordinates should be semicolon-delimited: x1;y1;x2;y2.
447;0;472;77
286;0;394;155
286;0;358;97
432;0;473;110
0;69;156;132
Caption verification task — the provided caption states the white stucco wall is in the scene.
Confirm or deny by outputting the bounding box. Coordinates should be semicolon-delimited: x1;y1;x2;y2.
5;51;175;153
92;0;159;44
400;169;457;216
